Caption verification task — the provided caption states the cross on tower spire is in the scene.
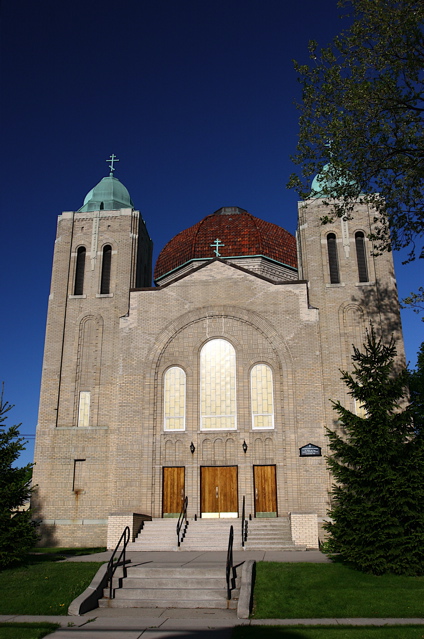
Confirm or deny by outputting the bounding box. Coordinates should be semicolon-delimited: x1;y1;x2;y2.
106;153;119;176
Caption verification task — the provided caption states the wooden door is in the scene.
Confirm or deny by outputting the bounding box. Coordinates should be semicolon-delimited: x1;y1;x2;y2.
254;465;277;517
163;467;185;517
201;466;238;517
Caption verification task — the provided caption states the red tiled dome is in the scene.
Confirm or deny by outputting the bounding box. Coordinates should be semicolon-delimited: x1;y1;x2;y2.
154;207;298;283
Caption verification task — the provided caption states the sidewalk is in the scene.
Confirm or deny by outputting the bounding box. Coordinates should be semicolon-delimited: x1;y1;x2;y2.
2;550;423;637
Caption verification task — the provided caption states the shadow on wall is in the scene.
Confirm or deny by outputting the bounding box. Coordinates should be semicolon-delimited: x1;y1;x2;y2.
31;487;58;547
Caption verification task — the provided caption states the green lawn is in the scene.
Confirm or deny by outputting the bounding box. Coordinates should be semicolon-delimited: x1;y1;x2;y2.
0;623;59;639
0;556;103;615
252;563;424;619
234;626;424;639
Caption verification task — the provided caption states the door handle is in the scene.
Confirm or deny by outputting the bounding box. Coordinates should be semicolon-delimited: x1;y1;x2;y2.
255;488;258;500
216;486;219;499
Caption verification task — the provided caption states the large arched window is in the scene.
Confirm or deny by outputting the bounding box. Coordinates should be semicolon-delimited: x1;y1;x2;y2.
251;364;274;429
74;247;86;295
100;245;112;294
355;232;369;282
200;339;236;430
327;233;340;284
164;367;186;431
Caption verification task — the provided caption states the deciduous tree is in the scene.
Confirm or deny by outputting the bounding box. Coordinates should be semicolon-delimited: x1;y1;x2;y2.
288;0;424;264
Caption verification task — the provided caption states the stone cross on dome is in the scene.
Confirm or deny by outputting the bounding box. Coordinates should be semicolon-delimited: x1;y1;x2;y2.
210;238;225;257
106;154;119;176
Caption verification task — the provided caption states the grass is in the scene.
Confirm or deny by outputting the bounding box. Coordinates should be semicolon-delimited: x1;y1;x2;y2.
233;626;424;639
252;562;424;619
0;623;60;639
0;553;103;615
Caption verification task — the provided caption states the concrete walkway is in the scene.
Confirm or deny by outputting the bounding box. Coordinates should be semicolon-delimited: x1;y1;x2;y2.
2;550;423;637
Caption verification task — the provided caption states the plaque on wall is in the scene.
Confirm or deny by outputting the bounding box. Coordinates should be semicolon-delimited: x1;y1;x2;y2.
299;443;322;457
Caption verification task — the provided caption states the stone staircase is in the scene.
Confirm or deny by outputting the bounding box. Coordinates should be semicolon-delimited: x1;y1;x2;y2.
129;518;181;551
244;517;304;551
181;518;243;551
129;515;303;551
98;564;239;609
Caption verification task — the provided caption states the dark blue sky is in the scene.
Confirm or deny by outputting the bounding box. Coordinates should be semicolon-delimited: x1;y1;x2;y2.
1;0;422;467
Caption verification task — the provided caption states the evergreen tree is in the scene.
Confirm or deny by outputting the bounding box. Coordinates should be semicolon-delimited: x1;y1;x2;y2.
0;386;37;569
325;330;424;575
408;342;424;432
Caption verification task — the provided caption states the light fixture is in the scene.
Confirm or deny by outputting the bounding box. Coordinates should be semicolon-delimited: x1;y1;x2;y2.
190;442;195;454
242;440;248;454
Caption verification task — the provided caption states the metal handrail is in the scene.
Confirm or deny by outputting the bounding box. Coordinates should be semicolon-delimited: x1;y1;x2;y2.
241;495;248;547
176;496;188;547
226;525;234;600
106;525;130;599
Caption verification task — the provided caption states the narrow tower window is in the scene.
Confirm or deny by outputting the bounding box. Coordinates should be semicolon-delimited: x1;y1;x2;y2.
355;232;369;282
100;245;112;294
327;233;340;284
74;247;86;295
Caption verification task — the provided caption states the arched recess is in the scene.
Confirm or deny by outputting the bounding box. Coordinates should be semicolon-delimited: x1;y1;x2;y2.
138;305;296;518
74;314;104;427
354;231;369;282
251;363;274;429
201;339;236;431
327;233;340;284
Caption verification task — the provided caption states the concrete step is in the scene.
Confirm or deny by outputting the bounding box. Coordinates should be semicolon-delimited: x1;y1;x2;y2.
123;577;231;589
99;597;238;609
126;566;226;578
109;587;238;601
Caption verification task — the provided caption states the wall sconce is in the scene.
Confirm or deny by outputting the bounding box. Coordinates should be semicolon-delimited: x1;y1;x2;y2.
190;442;195;454
242;440;248;454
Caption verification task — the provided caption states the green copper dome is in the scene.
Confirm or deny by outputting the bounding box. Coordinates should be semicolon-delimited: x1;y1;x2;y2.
79;176;134;212
311;163;359;198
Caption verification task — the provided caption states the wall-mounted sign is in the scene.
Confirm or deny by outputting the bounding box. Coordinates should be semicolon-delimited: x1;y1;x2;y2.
299;443;322;457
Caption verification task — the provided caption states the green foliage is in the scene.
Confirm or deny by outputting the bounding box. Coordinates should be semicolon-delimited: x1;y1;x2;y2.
0;386;37;569
233;626;424;639
325;330;424;575
408;341;424;430
288;0;424;263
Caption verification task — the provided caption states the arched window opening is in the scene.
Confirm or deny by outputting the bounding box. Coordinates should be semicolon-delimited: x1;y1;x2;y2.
164;367;186;431
327;233;340;284
100;245;112;294
355;232;369;282
74;247;86;295
200;339;236;430
251;364;274;429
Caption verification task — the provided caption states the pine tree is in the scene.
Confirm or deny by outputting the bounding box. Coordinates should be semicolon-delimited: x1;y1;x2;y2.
325;330;424;575
0;386;37;569
408;341;424;433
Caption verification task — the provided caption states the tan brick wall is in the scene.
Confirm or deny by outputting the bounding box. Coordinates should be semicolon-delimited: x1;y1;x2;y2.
290;512;319;549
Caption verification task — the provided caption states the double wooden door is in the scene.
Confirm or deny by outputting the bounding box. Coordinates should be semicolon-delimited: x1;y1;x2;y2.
162;467;185;517
201;466;238;518
254;465;277;517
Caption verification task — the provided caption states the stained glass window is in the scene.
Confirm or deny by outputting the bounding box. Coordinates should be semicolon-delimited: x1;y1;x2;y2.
164;367;186;431
200;339;236;430
251;364;274;429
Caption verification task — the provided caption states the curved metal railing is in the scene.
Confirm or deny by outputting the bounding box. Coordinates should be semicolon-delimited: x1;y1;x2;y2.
226;524;234;600
106;525;130;599
176;496;188;547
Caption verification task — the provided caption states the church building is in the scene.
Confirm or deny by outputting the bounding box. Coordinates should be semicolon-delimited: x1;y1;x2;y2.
32;160;404;548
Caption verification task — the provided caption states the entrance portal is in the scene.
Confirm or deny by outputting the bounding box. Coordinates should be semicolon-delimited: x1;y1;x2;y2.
201;466;238;518
162;467;185;517
254;465;277;517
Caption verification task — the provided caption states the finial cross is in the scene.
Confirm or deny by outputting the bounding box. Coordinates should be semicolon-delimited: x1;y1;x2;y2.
210;238;225;257
106;153;119;176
